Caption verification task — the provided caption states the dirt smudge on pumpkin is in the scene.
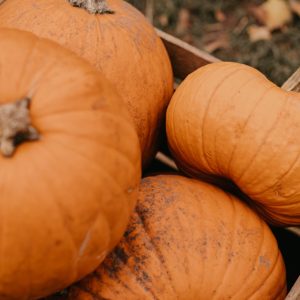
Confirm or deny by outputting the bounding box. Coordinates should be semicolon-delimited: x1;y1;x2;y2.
259;255;271;269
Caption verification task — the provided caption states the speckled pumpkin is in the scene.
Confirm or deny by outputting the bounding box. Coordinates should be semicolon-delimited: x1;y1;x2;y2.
167;62;300;226
0;0;174;168
68;175;286;300
0;28;140;300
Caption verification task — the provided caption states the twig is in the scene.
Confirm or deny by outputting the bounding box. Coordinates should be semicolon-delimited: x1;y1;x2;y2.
145;0;154;24
281;67;300;92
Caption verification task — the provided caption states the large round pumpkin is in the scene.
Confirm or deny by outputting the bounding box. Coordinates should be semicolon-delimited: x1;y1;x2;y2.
167;62;300;226
68;175;286;299
0;0;174;168
0;28;141;299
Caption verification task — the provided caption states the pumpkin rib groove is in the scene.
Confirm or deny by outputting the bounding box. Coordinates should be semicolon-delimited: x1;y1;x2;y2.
247;248;281;300
188;66;227;168
168;88;185;166
38;138;128;196
99;251;152;299
246;97;300;200
217;193;265;299
243;218;268;298
31;149;80;271
113;247;159;300
170;66;216;168
223;79;272;177
266;254;287;300
235;89;288;185
224;76;271;176
97;260;136;296
134;207;177;299
211;193;237;299
201;67;245;173
35;137;127;249
26;57;62;100
48;134;138;182
24;150;79;293
235;219;280;300
214;75;266;176
174;208;191;297
197;193;209;297
230;85;277;180
136;211;176;300
16;38;39;92
37;109;135;137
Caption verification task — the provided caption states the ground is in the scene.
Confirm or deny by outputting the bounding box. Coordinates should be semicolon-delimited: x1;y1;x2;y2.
128;0;300;86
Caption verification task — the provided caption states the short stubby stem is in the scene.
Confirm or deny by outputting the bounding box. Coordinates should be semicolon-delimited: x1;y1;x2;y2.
0;97;39;157
69;0;114;14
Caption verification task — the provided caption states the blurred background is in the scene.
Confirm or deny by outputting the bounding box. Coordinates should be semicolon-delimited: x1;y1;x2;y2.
127;0;300;85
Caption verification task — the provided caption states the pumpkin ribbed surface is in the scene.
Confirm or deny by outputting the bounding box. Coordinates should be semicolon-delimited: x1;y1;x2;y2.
0;0;174;167
68;175;286;300
0;28;141;300
167;62;300;225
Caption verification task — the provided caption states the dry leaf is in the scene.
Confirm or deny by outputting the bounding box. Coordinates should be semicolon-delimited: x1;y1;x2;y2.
289;0;300;16
247;25;272;42
252;0;292;30
203;33;230;53
158;14;169;27
215;9;226;23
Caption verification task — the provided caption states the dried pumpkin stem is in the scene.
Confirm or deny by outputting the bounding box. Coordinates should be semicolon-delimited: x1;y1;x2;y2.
0;97;39;157
69;0;114;14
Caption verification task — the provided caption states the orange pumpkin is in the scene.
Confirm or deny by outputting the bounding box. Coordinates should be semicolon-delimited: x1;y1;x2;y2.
68;175;286;299
0;0;174;168
0;28;141;299
167;62;300;226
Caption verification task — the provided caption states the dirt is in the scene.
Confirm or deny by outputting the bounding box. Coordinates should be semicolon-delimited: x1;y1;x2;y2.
128;0;300;86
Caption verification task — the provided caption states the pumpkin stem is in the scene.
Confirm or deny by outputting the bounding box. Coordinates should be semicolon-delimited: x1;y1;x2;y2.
69;0;114;14
0;97;39;157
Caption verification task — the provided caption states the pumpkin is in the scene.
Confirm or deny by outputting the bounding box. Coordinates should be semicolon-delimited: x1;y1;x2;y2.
67;175;286;300
0;28;141;299
0;0;174;168
166;62;300;226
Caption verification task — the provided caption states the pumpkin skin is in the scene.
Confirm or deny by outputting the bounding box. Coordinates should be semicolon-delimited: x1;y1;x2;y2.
0;28;141;299
166;62;300;226
0;0;174;168
68;175;286;300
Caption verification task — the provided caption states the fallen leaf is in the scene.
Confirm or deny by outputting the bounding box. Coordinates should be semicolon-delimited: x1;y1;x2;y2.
203;33;230;53
158;14;169;27
215;9;226;23
251;0;292;31
247;25;272;42
289;0;300;16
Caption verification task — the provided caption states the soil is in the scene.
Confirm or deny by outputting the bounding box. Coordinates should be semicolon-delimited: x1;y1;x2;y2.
128;0;300;86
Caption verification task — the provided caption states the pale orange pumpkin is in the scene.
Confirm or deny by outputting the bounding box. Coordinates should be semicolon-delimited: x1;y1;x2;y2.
0;28;141;299
67;175;287;300
0;0;174;168
167;62;300;226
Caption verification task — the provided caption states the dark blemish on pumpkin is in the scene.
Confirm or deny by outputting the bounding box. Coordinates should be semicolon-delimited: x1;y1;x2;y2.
54;239;63;246
227;251;236;263
102;252;124;279
91;98;106;110
140;270;151;284
114;246;129;264
259;255;271;269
